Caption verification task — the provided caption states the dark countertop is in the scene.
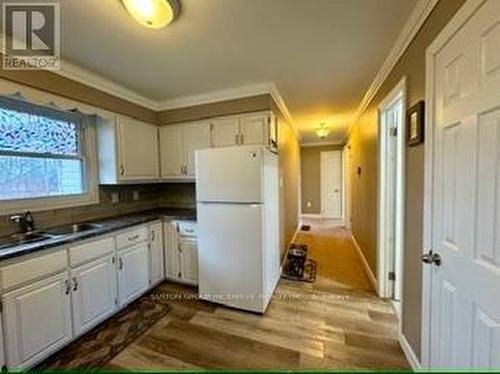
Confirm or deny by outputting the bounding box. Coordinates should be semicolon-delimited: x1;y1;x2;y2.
0;208;196;262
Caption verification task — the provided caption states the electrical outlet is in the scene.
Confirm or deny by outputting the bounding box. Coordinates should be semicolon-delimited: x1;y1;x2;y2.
111;192;119;204
133;190;140;201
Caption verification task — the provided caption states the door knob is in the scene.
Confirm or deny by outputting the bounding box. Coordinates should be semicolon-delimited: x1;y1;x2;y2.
422;250;442;266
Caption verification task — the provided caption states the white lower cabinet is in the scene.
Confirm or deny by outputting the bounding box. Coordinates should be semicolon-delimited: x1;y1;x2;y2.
179;238;198;284
164;221;198;285
3;272;73;368
117;243;150;307
71;255;117;337
149;222;164;287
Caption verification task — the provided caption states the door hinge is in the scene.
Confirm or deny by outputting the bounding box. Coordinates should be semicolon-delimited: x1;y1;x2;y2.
388;271;396;281
390;127;398;137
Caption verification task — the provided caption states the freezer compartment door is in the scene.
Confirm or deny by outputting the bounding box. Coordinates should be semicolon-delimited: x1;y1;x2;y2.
196;146;263;203
197;203;265;313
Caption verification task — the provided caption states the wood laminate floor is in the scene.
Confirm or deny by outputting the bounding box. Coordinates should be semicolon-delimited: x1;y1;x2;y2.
108;222;409;370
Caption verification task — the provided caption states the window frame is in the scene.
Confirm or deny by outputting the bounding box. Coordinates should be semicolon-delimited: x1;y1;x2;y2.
0;96;99;215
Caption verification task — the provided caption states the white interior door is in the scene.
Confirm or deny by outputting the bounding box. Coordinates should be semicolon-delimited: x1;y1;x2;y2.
427;0;500;368
320;151;342;219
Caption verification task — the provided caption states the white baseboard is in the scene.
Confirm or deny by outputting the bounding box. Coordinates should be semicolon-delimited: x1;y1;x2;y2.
351;235;378;292
300;213;323;219
399;334;422;370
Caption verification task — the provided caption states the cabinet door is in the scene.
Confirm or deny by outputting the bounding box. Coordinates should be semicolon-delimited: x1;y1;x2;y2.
164;221;181;280
3;272;72;368
71;255;117;337
240;114;267;145
211;117;240;147
117;243;149;307
179;239;198;284
160;125;184;178
184;122;212;177
118;117;159;180
149;222;164;286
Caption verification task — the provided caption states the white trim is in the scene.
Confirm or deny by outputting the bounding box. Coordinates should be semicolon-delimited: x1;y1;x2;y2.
351;235;378;292
377;77;407;300
300;213;323;219
300;141;344;147
421;0;485;368
345;0;439;141
399;334;422;370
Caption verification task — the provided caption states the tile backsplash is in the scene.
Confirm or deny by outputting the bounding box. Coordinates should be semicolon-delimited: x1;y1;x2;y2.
0;183;196;237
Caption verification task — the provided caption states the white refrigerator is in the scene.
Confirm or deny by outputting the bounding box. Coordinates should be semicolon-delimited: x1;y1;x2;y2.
196;145;280;313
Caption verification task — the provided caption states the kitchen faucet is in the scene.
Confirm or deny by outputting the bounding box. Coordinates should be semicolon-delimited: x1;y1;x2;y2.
9;211;35;234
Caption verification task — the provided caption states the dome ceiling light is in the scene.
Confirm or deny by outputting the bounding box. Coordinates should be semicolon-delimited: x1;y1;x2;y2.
316;122;330;140
122;0;181;29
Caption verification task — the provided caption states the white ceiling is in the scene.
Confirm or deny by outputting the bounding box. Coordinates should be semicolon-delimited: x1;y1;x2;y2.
61;0;417;143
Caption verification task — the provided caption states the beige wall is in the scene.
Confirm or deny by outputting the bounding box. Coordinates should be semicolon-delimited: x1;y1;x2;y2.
158;95;273;125
300;145;342;215
346;0;466;359
278;117;301;256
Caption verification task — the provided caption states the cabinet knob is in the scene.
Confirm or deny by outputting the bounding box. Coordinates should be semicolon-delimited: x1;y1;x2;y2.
72;277;78;292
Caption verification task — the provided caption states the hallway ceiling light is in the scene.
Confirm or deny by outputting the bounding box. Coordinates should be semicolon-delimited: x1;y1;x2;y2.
122;0;180;29
316;123;330;139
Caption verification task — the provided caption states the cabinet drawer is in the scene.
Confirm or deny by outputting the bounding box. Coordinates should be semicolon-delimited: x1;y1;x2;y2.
116;226;148;249
178;221;197;237
0;249;68;292
69;237;115;267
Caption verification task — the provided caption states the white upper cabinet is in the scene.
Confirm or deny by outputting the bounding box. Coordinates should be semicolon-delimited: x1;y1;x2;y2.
159;125;184;178
211;116;240;147
239;113;267;145
159;121;211;180
98;115;159;184
210;112;276;148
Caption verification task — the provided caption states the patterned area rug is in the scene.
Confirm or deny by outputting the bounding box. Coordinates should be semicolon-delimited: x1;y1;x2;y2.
36;286;172;370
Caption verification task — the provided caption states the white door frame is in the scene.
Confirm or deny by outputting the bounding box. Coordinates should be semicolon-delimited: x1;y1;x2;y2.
421;0;485;368
320;150;343;220
342;144;351;229
377;77;407;299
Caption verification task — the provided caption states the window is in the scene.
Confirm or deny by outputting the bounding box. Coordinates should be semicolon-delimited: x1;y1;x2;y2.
0;96;98;212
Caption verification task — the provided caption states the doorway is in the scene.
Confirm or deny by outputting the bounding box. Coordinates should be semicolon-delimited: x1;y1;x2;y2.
320;150;343;219
378;78;406;311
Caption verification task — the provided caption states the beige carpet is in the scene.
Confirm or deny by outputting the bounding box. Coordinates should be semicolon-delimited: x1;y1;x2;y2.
295;220;372;291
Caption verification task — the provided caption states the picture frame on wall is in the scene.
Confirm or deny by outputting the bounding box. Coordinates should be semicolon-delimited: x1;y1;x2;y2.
407;101;425;146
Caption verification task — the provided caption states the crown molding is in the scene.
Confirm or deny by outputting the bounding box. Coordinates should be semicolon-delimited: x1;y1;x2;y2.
156;82;273;110
344;0;440;141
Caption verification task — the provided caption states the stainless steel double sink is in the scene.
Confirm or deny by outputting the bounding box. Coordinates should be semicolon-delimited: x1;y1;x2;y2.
0;223;103;250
